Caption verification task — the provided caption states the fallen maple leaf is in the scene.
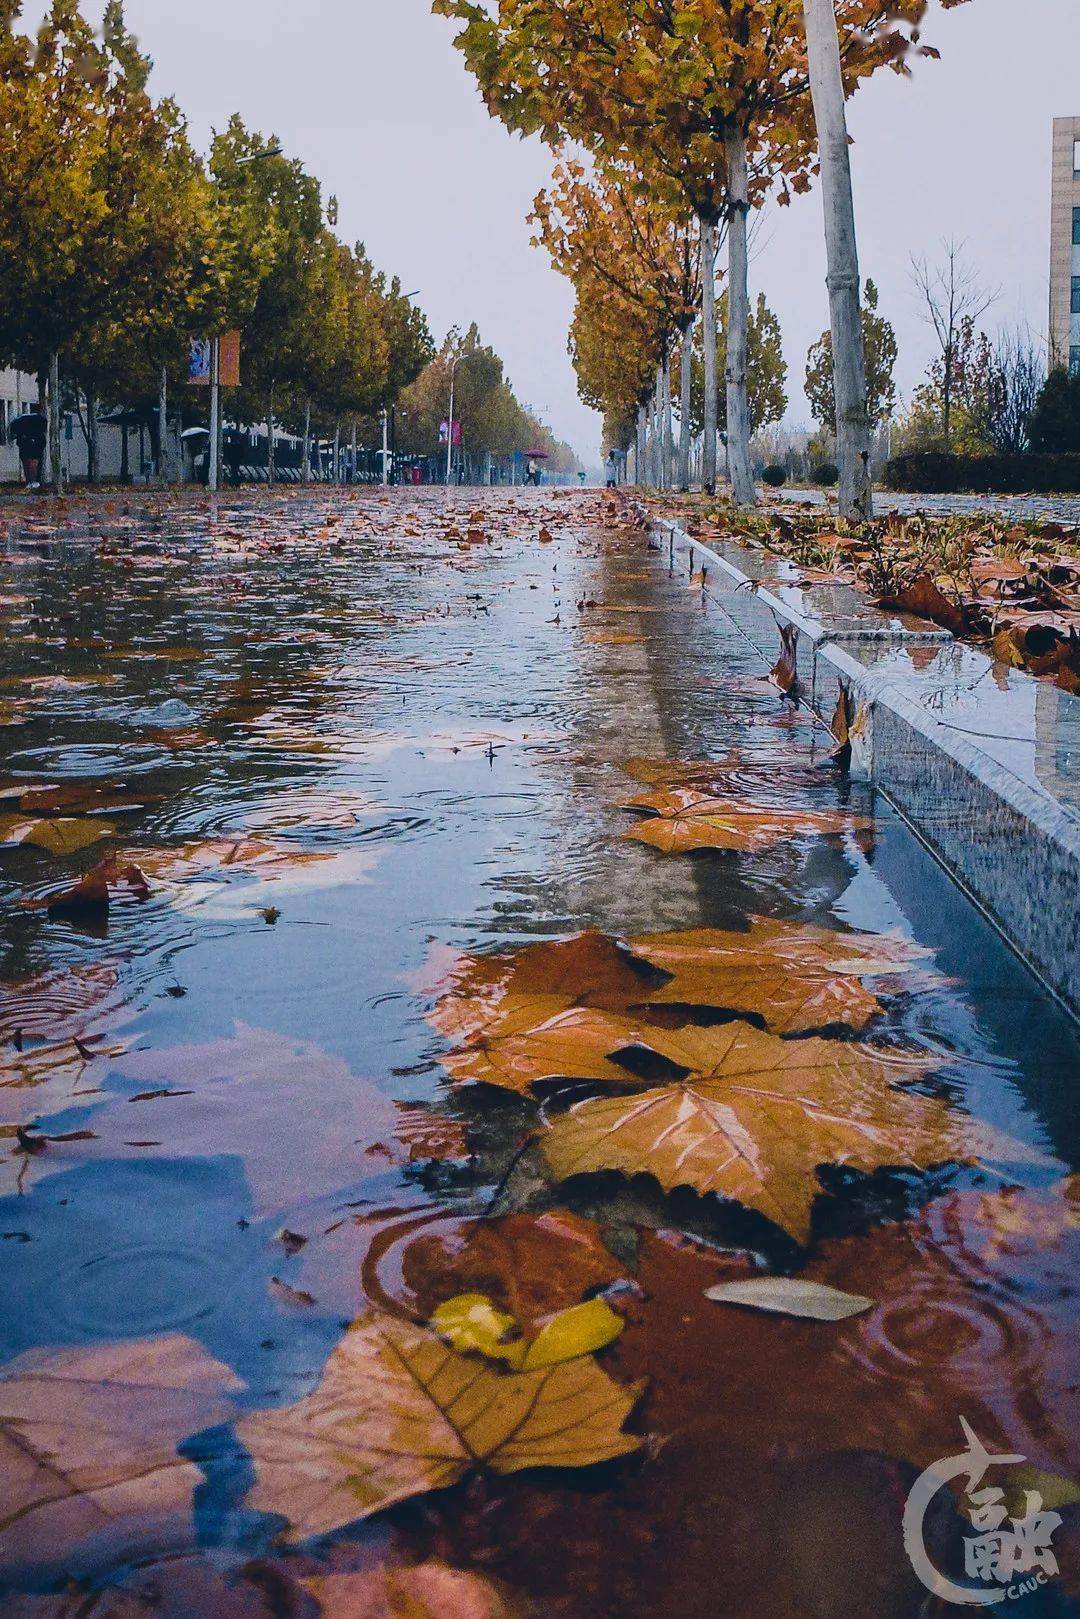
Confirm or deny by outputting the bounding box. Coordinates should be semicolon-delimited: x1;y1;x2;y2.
427;931;657;1046
0;815;117;856
620;792;865;855
400;1210;627;1338
236;1311;642;1539
769;622;800;696
0;1334;241;1566
541;1021;1002;1242
441;1006;666;1093
21;857;151;914
626;918;927;1034
876;575;966;637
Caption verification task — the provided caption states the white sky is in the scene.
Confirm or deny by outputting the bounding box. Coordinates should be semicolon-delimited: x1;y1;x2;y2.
17;0;1078;461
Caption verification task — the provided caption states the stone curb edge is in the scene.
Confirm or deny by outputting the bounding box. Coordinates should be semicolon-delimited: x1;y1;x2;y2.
649;515;1080;1022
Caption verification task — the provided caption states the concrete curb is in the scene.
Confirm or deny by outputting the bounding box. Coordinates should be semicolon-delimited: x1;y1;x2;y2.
650;516;1080;1021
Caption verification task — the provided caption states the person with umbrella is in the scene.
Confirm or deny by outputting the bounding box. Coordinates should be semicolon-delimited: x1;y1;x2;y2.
8;403;46;489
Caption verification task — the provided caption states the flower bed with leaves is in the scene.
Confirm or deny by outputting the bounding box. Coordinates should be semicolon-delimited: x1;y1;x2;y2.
660;495;1080;693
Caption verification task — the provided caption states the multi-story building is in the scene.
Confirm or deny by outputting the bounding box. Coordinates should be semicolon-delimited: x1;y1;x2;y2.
1050;117;1080;374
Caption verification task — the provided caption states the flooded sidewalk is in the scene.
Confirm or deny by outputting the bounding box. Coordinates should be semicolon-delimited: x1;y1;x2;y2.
1;489;1077;1618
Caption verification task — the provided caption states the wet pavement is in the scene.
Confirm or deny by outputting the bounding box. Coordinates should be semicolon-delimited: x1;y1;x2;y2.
0;488;1077;1618
778;488;1080;526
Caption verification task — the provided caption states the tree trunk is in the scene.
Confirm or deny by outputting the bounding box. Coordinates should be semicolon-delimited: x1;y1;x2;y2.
333;421;341;485
654;364;665;489
302;400;312;484
662;349;674;489
48;352;62;490
678;322;693;490
634;405;645;486
802;0;873;520
723;127;756;508
268;382;276;486
351;420;358;485
158;366;169;486
87;394;99;485
700;216;719;494
942;347;952;452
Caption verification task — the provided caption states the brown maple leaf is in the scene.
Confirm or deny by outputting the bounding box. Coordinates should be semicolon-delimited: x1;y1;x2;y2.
620;790;866;855
236;1311;642;1539
626;918;928;1034
541;1021;1005;1242
0;1335;241;1566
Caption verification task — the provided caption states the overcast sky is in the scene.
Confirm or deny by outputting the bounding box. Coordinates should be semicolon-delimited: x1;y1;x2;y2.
19;0;1078;460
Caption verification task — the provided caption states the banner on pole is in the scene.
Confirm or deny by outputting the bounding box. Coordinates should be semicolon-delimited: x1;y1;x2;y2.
218;331;241;388
188;339;212;386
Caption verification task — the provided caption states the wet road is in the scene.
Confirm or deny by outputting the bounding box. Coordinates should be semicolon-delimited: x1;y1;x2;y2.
1;488;1077;1618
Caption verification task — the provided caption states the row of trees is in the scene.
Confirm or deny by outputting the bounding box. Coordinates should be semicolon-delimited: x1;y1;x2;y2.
0;0;434;485
435;0;972;515
396;324;577;476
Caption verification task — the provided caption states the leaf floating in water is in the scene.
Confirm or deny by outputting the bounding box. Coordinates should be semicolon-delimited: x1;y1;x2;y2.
626;916;928;1035
0;1334;242;1566
704;1277;874;1321
21;857;151;915
431;1293;521;1362
237;1311;643;1539
269;1277;317;1309
0;815;117;856
427;930;655;1047
430;1293;624;1370
620;792;865;856
541;1020;1009;1243
442;1006;666;1094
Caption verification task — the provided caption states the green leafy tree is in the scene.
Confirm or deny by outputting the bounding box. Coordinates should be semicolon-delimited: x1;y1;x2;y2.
805;279;897;436
678;291;787;438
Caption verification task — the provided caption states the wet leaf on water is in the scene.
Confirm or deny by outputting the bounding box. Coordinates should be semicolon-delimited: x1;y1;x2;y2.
400;1210;627;1336
877;574;966;637
541;1021;1001;1242
620;793;865;855
0;815;117;856
517;1297;625;1368
0;1334;242;1565
431;1293;521;1362
301;1562;527;1619
10;782;156;816
236;1311;643;1539
441;1006;666;1094
769;622;800;696
626;917;928;1035
269;1277;317;1309
21;856;151;914
704;1277;874;1321
428;931;656;1047
431;1293;624;1370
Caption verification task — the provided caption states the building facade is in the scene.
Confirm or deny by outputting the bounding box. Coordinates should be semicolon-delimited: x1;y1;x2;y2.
1050;117;1080;374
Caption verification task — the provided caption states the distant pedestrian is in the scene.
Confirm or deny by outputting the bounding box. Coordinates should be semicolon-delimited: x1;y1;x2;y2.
525;457;539;486
605;452;618;488
10;403;46;489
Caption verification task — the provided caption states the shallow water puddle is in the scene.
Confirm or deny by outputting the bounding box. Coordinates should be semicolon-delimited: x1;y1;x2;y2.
1;488;1077;1617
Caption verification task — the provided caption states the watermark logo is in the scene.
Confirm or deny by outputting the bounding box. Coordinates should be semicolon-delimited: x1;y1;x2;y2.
903;1418;1064;1606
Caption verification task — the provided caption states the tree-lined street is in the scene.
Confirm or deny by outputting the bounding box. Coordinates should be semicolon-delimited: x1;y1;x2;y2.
2;3;1079;1615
